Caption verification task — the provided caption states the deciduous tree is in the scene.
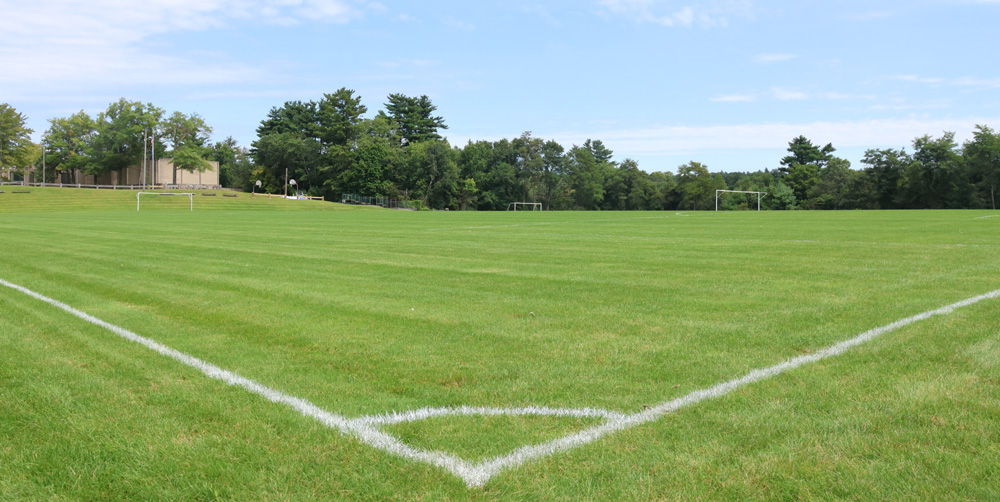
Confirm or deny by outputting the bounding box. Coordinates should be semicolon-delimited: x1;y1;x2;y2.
0;103;34;174
43;111;97;183
162;111;213;183
963;124;1000;209
89;98;164;178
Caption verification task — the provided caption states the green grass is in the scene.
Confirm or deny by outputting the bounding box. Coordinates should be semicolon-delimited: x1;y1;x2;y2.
1;187;998;500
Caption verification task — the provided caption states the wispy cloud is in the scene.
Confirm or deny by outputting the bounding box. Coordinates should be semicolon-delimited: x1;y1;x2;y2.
892;74;1000;88
544;118;1000;155
710;94;757;103
770;87;808;101
522;4;562;26
893;74;947;84
376;59;442;69
710;87;854;103
846;10;896;21
444;16;477;31
0;0;367;90
754;53;796;63
597;0;753;28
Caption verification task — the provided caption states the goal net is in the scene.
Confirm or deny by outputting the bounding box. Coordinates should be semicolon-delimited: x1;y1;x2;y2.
137;192;194;211
507;202;542;211
715;190;766;211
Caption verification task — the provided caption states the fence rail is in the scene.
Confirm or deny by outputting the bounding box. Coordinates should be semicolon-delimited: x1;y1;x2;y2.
1;182;221;190
1;181;330;202
340;193;420;210
251;193;324;201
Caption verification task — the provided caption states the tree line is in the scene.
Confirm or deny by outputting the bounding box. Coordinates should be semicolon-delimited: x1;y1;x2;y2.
1;100;213;185
2;96;998;210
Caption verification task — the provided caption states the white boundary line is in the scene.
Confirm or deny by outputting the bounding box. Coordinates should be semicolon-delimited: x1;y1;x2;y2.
974;214;999;220
2;277;997;488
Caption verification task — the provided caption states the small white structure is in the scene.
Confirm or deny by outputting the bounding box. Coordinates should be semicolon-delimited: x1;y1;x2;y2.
507;202;542;211
715;190;767;211
137;192;194;211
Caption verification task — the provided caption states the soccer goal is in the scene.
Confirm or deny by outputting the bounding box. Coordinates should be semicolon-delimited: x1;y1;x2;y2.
507;202;542;211
137;192;194;211
715;190;767;211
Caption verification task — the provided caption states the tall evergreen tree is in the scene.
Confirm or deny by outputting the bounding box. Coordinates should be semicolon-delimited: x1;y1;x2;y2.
378;94;447;145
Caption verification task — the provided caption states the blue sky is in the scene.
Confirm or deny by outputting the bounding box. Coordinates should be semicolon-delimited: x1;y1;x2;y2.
3;0;999;173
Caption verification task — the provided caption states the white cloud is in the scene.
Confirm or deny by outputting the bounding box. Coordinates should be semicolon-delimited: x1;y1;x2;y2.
444;16;477;31
545;118;1000;155
294;0;358;22
950;76;1000;88
892;74;1000;89
522;4;562;26
771;87;808;101
597;0;752;28
893;75;946;84
710;94;757;102
846;11;896;21
0;0;364;90
754;53;796;63
710;88;856;103
376;59;441;69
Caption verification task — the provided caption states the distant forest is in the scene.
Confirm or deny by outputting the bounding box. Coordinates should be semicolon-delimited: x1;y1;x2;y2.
6;92;999;210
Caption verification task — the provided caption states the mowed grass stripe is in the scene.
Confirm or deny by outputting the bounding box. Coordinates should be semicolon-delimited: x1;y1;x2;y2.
3;208;997;414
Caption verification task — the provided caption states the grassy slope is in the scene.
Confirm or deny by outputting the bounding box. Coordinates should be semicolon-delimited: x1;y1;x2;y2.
0;186;352;213
0;188;998;500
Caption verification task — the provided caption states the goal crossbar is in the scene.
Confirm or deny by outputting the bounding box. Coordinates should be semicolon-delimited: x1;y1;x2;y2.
137;192;195;211
716;190;767;211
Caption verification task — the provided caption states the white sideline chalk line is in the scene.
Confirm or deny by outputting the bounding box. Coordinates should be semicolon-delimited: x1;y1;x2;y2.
2;277;998;488
974;214;999;220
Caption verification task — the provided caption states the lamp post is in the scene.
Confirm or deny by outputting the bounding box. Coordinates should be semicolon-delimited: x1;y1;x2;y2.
41;134;46;187
289;179;297;198
253;180;261;197
151;129;157;188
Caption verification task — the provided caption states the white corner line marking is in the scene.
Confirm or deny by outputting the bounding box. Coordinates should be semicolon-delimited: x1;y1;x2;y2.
2;277;998;488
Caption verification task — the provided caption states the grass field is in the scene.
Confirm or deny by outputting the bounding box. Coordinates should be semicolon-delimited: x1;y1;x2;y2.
1;187;998;500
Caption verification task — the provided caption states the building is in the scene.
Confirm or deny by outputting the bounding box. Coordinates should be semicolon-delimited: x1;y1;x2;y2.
20;158;220;189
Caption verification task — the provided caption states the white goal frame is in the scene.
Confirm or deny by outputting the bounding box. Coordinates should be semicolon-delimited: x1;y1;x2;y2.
507;202;542;211
716;190;767;212
137;192;194;211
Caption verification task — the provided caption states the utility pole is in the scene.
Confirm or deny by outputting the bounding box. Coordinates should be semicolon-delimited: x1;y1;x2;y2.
284;168;288;197
41;135;46;186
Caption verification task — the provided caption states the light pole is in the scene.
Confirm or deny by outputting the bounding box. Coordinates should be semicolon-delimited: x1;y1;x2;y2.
253;179;261;197
289;179;297;198
151;129;157;188
41;134;46;186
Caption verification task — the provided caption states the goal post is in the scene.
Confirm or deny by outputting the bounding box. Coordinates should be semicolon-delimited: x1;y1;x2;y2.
137;192;194;211
507;202;542;211
715;190;767;211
